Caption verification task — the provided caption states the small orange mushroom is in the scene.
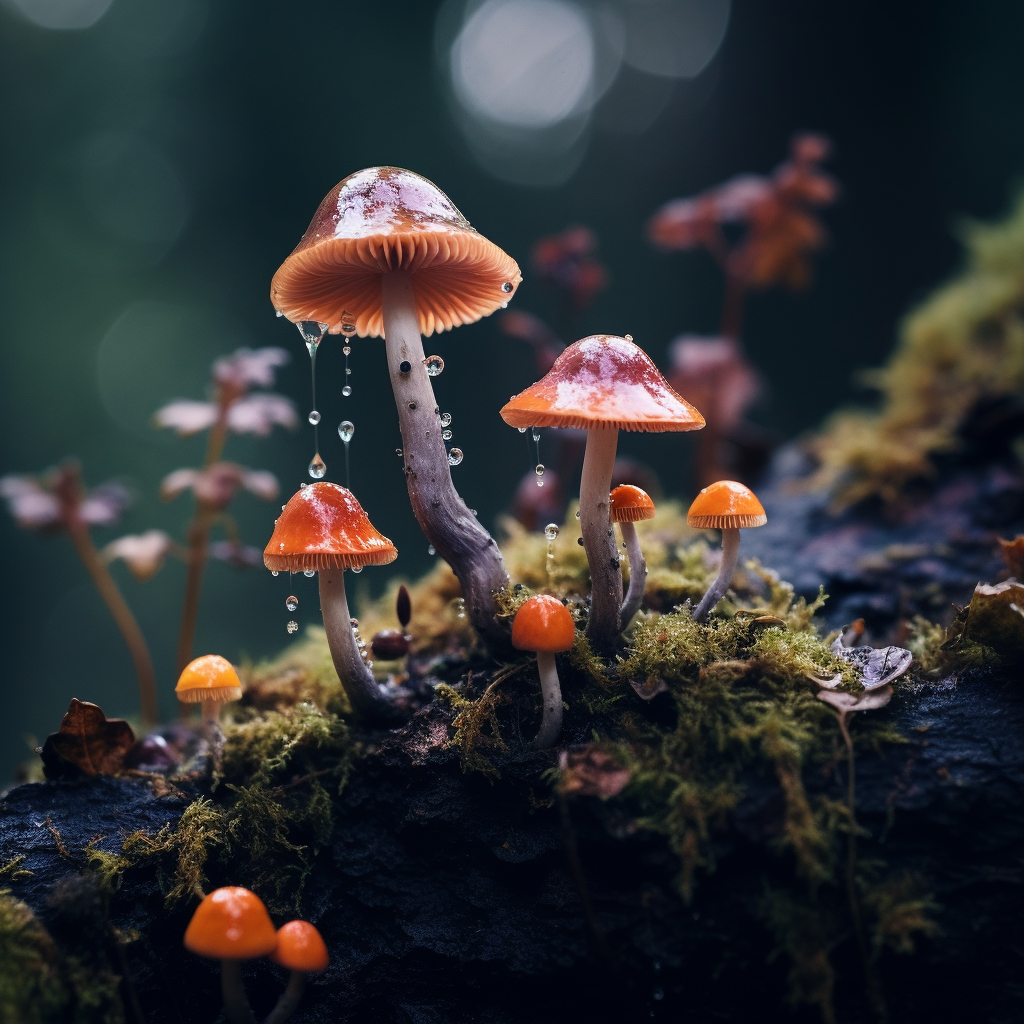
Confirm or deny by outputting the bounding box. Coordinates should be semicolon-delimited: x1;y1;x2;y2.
184;886;276;1024
610;485;656;626
512;594;576;749
265;920;330;1024
686;480;767;623
175;654;242;725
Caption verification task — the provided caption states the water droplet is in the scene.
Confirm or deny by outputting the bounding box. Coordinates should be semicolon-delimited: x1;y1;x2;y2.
271;570;279;576
502;281;513;293
652;988;664;1002
303;569;315;577
625;334;634;342
308;453;326;479
451;597;466;619
537;479;544;488
342;385;352;397
440;412;452;428
447;448;463;466
396;448;403;457
338;420;355;443
298;320;328;348
535;463;545;477
442;429;453;441
577;537;584;545
470;508;477;516
424;354;444;376
351;566;362;574
286;596;298;612
300;482;307;488
286;620;299;634
575;509;581;518
517;426;527;434
341;322;356;337
544;524;559;541
428;544;436;556
532;428;541;442
501;302;508;309
365;660;373;670
345;367;352;375
308;410;321;425
281;504;287;510
276;310;283;317
343;345;352;356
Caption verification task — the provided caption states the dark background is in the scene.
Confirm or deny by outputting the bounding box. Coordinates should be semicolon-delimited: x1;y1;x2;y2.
1;0;1022;782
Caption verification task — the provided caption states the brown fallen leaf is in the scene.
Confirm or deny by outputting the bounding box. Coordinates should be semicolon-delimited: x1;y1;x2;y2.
558;746;632;799
40;698;135;779
999;535;1024;578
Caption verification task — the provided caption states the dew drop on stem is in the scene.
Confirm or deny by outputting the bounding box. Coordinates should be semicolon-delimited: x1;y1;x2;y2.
440;412;452;428
448;448;464;466
286;596;298;612
424;355;444;376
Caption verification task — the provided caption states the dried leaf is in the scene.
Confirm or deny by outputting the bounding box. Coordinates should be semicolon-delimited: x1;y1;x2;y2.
999;536;1024;578
817;684;893;716
40;699;135;779
558;747;631;799
830;637;913;689
630;675;670;700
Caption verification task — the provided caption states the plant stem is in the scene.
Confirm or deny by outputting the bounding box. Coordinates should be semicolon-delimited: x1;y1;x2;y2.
264;971;307;1024
617;521;647;626
580;426;621;649
219;960;257;1024
65;519;159;728
175;417;228;675
532;651;563;750
693;527;740;623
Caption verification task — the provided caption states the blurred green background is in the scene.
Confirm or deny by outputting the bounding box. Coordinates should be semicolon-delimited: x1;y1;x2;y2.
1;0;1022;781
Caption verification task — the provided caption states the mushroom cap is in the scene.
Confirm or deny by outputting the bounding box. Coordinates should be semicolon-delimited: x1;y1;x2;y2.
686;480;767;529
175;654;243;704
270;920;330;974
184;887;277;961
270;166;522;339
511;594;576;653
610;484;656;523
500;336;705;432
264;482;398;573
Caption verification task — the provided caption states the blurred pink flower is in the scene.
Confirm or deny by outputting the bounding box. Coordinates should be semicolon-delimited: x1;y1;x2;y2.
153;400;219;436
226;393;298;435
208;539;263;569
161;463;279;509
531;226;609;312
212;347;289;390
0;475;61;529
103;530;176;582
0;468;129;531
500;310;565;374
668;335;761;434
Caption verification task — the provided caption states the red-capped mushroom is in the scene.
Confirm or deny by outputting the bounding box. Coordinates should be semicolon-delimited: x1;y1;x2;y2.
512;594;576;749
609;484;656;626
502;336;704;648
686;480;767;623
265;920;330;1024
270;167;521;650
264;482;397;721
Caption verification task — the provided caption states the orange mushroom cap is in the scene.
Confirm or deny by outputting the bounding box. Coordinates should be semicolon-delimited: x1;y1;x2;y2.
610;485;656;523
687;480;767;529
184;887;277;961
270;166;522;338
500;336;705;432
264;482;397;573
270;920;330;974
511;594;576;653
175;654;243;704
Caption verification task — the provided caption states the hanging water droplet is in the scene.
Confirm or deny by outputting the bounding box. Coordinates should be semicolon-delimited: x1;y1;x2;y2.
286;595;298;612
341;322;356;337
351;566;362;574
424;354;444;376
343;345;352;356
451;597;466;619
544;524;559;541
532;428;541;442
518;426;528;433
442;429;453;441
342;385;352;397
308;453;326;479
271;570;280;576
535;463;545;477
308;410;321;425
502;281;513;293
428;545;436;556
500;302;508;309
396;448;404;457
625;334;634;342
440;412;452;428
300;482;307;488
298;320;328;347
575;509;581;519
577;537;584;545
286;620;299;634
537;479;545;488
447;448;463;466
276;310;284;317
303;569;315;577
338;420;355;443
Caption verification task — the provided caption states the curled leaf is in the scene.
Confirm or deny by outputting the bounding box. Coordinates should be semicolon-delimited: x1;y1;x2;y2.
830;637;913;689
630;675;670;700
817;684;893;717
40;699;135;779
558;747;631;799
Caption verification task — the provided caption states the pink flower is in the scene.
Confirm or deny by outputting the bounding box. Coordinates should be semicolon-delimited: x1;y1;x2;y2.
161;463;279;509
0;468;129;532
668;335;761;433
208;540;263;569
153;400;219;436
103;530;175;582
0;475;61;529
212;347;290;390
226;393;298;435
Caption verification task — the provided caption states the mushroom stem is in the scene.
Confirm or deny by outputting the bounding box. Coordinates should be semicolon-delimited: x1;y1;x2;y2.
264;970;307;1024
618;521;647;626
381;270;511;651
219;960;258;1024
319;568;392;722
532;650;564;750
579;426;622;648
692;527;740;624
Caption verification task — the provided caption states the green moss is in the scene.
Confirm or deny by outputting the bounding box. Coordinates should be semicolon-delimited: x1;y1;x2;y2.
0;891;67;1024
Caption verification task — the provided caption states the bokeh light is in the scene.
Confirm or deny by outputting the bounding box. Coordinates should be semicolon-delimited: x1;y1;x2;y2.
620;0;730;79
2;0;113;30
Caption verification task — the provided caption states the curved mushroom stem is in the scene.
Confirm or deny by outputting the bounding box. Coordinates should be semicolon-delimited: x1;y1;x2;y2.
220;960;257;1024
319;568;393;722
692;527;740;624
381;271;511;653
264;970;307;1024
532;650;564;750
618;521;647;626
580;426;622;649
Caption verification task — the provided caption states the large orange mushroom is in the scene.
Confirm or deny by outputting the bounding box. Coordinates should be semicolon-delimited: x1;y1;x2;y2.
265;482;397;721
686;479;767;623
502;336;703;648
610;484;656;626
184;886;277;1024
512;594;576;749
270;167;520;649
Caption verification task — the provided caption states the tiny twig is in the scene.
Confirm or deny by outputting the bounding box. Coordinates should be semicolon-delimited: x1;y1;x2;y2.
36;815;73;859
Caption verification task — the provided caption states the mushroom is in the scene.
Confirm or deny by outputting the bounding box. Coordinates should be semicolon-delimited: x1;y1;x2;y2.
264;482;398;722
175;654;243;725
686;480;767;623
183;886;277;1024
270;167;521;649
502;336;704;649
265;920;330;1024
511;594;576;749
609;484;656;626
